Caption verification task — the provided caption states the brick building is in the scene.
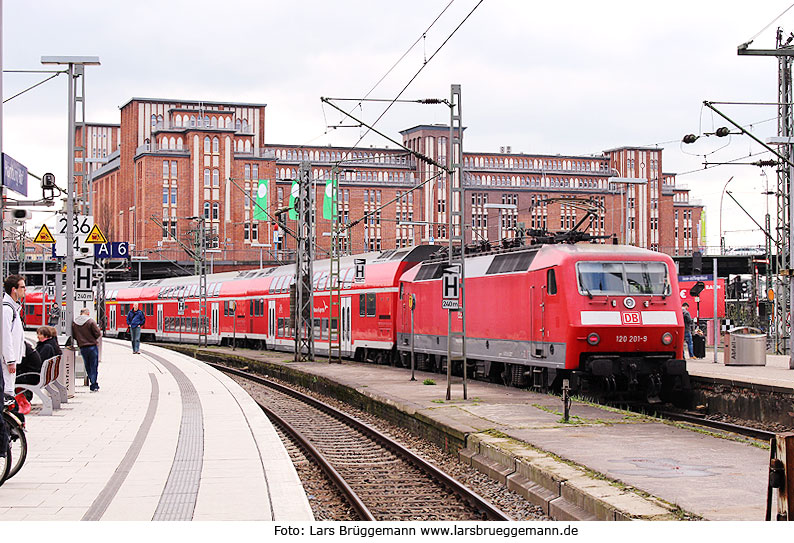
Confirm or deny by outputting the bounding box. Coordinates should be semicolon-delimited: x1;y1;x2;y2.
87;97;703;268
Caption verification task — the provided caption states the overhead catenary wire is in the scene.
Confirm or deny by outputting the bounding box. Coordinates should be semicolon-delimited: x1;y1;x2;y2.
3;71;64;104
744;2;794;45
308;0;457;148
344;0;485;154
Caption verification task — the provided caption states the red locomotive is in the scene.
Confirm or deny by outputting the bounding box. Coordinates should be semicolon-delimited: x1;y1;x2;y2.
89;241;687;401
396;244;688;401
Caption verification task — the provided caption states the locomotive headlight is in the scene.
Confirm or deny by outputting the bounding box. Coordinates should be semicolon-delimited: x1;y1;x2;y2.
586;332;600;346
661;332;673;345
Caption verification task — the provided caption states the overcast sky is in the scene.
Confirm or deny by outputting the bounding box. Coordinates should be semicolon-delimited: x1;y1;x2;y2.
3;0;792;251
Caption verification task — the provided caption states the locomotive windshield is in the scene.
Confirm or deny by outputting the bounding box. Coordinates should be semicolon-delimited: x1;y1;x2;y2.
576;261;670;296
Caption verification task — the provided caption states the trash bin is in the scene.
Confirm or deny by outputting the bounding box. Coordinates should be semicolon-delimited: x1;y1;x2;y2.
724;326;766;366
59;348;77;398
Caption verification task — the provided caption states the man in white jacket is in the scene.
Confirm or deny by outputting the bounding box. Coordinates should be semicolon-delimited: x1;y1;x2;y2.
2;275;26;397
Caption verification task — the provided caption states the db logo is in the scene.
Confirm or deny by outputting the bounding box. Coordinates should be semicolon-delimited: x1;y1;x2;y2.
622;312;641;325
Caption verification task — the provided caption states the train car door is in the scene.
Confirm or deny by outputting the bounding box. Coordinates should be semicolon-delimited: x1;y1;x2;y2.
341;296;352;355
109;305;116;332
157;304;163;338
267;300;276;346
211;302;219;342
530;283;547;359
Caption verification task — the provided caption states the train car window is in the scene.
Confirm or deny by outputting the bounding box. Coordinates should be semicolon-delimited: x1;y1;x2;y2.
486;251;537;275
313;318;321;338
342;268;354;288
366;293;376;316
359;294;365;317
390;250;408;260
192;317;198;331
278;318;285;337
26;305;35;315
547;268;557;295
259;299;265;316
321;318;329;339
415;263;444;281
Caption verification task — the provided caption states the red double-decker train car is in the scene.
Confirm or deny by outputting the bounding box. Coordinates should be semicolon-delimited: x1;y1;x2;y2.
99;242;688;401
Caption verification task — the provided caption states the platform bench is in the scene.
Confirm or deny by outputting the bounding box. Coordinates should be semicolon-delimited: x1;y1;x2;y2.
15;355;66;416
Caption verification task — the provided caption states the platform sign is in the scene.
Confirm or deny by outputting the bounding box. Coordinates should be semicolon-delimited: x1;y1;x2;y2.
441;264;460;310
95;242;129;259
53;214;93;257
354;258;366;283
2;153;27;196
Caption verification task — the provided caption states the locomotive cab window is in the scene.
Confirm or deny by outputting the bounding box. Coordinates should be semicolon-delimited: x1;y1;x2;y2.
576;261;670;296
546;268;557;295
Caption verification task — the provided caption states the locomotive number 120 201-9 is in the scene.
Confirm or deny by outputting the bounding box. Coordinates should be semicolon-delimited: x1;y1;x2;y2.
616;335;648;343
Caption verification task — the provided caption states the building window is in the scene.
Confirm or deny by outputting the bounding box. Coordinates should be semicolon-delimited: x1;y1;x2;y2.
244;164;251;180
212;169;219;187
204;202;211;219
244;223;250;241
252;164;258;179
171;187;177;206
171;161;177;178
204;169;210;187
212;137;219;153
204;137;210;154
162;161;168;178
162;188;168;205
212;202;219;220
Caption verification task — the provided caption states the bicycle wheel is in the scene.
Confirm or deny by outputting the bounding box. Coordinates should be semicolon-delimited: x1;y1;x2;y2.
0;445;10;486
6;418;26;479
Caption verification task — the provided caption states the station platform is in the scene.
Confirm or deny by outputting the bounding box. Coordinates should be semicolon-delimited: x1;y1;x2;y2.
0;339;313;521
181;345;777;521
687;348;794;391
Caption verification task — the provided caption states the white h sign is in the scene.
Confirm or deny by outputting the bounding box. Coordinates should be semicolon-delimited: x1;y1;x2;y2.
441;264;460;310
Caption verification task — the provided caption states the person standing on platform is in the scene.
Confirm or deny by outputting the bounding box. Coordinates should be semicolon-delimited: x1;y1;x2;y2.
126;303;145;354
72;308;102;392
682;302;694;359
2;275;26;397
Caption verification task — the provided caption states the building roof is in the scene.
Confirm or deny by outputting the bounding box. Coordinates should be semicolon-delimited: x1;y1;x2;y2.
120;97;267;110
602;145;663;153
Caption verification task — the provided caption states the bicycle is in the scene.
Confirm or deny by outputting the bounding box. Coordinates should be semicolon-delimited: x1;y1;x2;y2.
0;395;28;485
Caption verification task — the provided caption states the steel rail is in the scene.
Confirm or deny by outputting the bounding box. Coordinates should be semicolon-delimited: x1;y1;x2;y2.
211;363;512;521
261;401;375;521
654;409;775;442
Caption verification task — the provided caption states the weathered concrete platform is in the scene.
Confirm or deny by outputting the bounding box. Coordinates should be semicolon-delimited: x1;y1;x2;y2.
178;345;771;521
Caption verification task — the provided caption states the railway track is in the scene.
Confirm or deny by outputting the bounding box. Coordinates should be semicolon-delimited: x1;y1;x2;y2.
211;363;512;521
653;409;775;441
608;400;776;442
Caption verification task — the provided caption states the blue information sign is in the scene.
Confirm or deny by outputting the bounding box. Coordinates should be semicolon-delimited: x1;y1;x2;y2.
94;241;129;259
2;153;27;197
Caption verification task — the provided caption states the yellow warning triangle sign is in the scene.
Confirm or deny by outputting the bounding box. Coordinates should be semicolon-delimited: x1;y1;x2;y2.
85;224;108;244
33;224;56;244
